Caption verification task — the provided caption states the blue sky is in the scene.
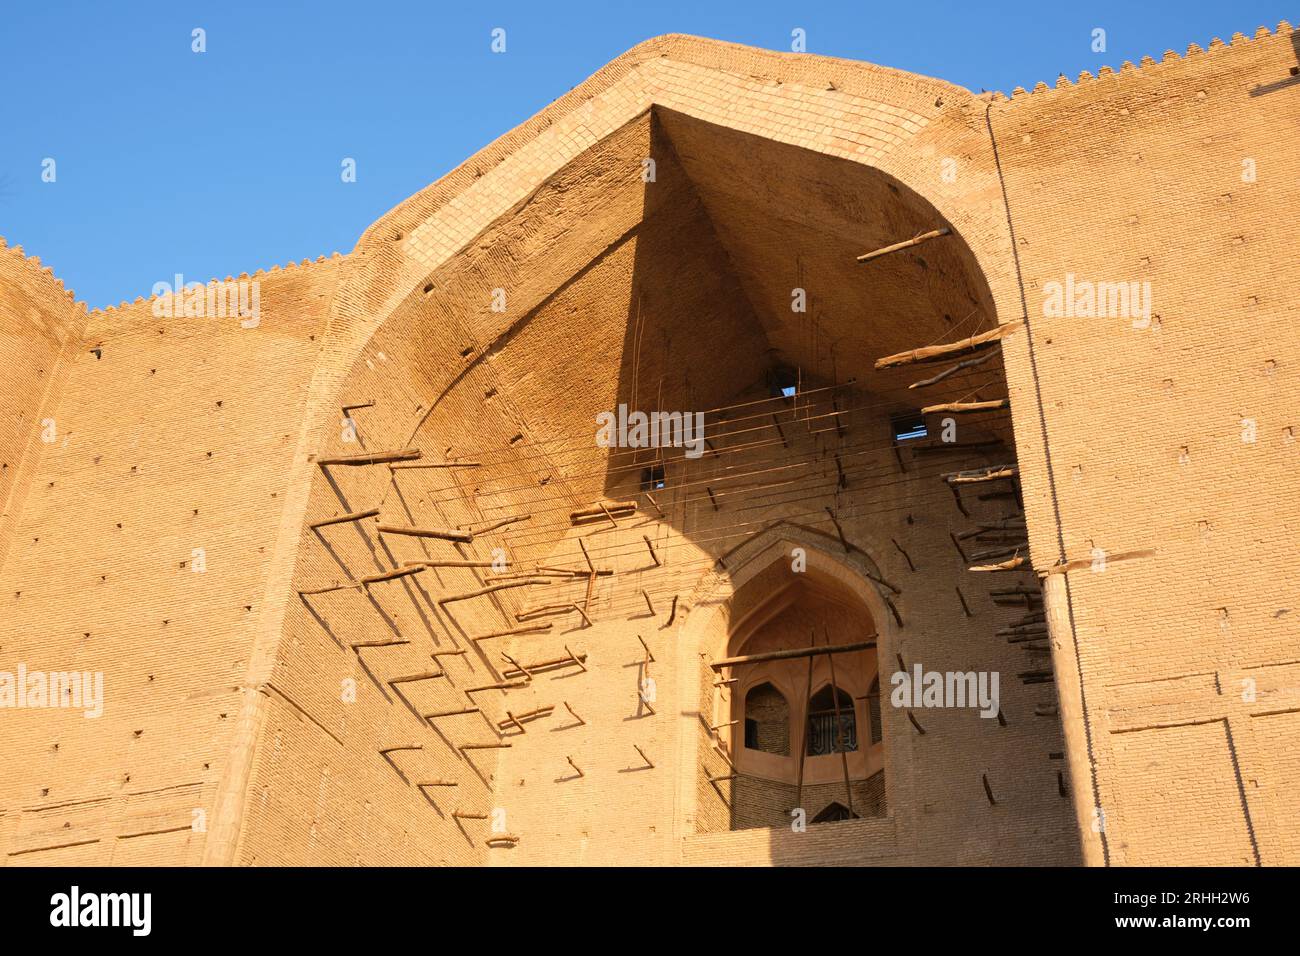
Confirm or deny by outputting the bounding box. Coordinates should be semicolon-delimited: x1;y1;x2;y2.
1;0;1292;308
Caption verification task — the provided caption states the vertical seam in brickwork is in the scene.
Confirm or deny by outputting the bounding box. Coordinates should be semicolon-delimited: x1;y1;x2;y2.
983;101;1111;866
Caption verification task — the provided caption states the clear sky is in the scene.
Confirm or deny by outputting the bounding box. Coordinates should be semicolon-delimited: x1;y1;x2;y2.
1;0;1292;308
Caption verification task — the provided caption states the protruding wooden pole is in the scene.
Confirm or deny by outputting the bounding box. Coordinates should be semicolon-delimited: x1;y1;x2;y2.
464;680;528;699
462;515;531;536
471;622;552;642
424;706;479;720
349;637;410;650
310;508;379;529
390;461;480;470
795;652;814;811
944;465;1018;485
570;501;636;525
318;448;421;466
378;524;473;543
922;399;1009;415
637;634;655;664
440;578;551;604
710;638;877;671
908;348;1000;390
969;555;1027;573
956;586;973;617
856;227;950;264
360;565;426;586
823;630;855;816
875;321;1023;370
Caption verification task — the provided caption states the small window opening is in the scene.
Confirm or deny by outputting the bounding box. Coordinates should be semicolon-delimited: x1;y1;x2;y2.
891;410;927;442
640;464;666;491
806;684;858;756
744;682;790;756
812;801;860;824
768;367;799;399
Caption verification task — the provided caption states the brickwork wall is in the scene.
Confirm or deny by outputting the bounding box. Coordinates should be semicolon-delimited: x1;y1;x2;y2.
234;49;1080;861
994;23;1300;865
4;27;1291;867
0;240;86;574
0;257;341;864
734;774;886;831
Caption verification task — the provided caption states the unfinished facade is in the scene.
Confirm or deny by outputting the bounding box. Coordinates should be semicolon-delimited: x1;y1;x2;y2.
1;28;1296;866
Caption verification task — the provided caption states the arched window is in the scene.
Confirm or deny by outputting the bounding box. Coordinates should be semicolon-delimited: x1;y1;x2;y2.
812;801;859;824
867;676;882;745
806;684;857;756
743;682;790;755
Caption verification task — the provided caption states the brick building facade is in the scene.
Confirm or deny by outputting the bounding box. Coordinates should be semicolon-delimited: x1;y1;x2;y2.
1;28;1296;866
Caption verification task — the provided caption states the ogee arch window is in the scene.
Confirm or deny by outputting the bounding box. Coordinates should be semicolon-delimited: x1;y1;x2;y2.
743;682;790;755
806;684;857;756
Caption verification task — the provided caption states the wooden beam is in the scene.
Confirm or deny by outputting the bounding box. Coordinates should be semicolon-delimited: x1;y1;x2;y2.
500;651;588;680
922;399;1009;415
856;227;950;264
360;565;426;586
795;652;815;810
570;501;637;525
309;507;379;529
970;556;1028;573
389;461;480;470
823;630;855;816
377;524;473;543
461;515;530;536
632;745;654;769
318;448;421;466
711;638;877;671
908;348;1000;390
875;321;1023;370
470;622;552;642
944;465;1018;485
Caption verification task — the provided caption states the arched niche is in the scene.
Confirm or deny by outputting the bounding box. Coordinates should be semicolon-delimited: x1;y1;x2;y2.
676;527;903;836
